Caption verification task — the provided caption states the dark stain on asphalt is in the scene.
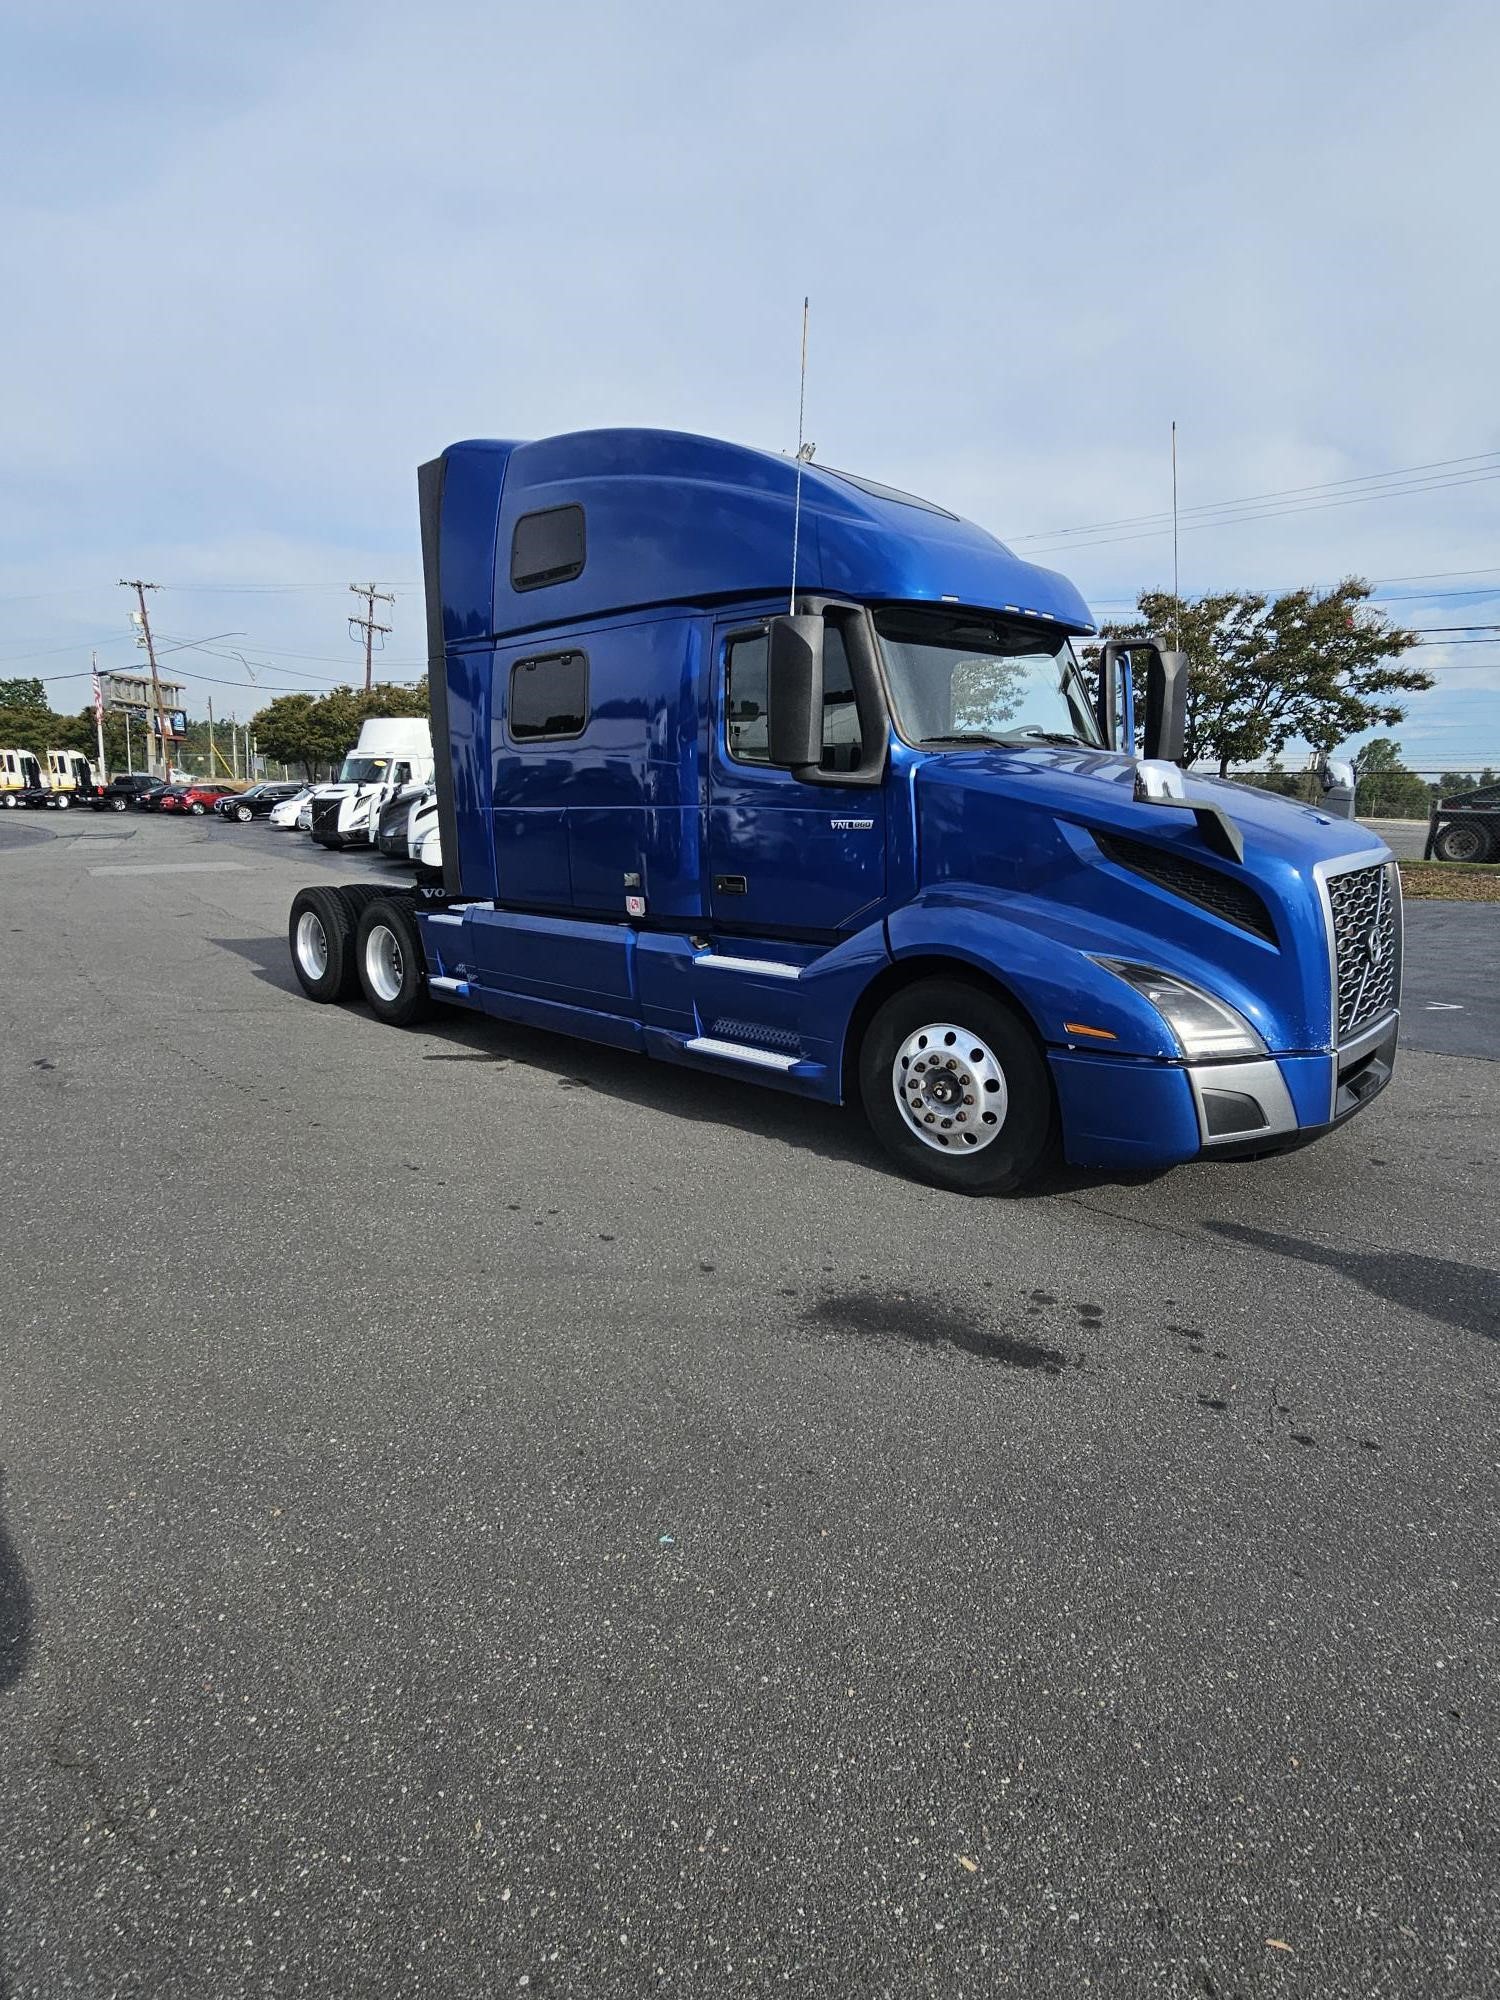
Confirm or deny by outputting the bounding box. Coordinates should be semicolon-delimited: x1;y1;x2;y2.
32;1058;56;1072
1197;1396;1230;1412
421;1052;511;1064
807;1290;1068;1372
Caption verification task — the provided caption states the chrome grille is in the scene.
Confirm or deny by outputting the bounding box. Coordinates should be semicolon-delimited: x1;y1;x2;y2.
1325;862;1400;1041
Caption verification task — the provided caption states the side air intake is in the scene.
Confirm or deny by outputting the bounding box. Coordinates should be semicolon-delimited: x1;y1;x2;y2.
1093;831;1279;945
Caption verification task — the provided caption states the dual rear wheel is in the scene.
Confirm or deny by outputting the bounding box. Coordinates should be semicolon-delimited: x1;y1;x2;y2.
288;885;432;1025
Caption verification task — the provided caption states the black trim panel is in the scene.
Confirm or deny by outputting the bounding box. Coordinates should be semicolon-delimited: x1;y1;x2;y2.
417;453;461;899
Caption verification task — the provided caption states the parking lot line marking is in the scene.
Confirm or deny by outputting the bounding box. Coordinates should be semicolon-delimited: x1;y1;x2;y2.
87;861;253;877
1424;1002;1464;1011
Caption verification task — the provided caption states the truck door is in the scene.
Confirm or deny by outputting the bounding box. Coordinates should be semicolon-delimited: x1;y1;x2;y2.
707;614;887;936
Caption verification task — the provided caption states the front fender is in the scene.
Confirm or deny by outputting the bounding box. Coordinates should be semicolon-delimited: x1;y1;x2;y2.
885;884;1183;1059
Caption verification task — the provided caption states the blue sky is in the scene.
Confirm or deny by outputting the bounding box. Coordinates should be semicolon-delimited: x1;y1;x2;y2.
3;0;1497;772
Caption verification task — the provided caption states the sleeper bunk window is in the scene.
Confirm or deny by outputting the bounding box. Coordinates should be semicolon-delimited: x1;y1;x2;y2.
510;505;586;591
509;650;589;742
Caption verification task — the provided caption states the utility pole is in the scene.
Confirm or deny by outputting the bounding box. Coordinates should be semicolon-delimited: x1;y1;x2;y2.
348;582;394;692
207;697;217;778
91;651;107;780
119;579;167;777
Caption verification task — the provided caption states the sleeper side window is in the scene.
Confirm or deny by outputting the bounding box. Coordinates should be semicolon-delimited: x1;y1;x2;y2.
725;625;863;771
510;506;586;591
510;650;589;741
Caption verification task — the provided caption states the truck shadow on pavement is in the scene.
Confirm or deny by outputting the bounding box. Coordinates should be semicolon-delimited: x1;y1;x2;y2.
0;1473;32;1999
0;1471;32;1697
1206;1221;1500;1343
213;931;1172;1198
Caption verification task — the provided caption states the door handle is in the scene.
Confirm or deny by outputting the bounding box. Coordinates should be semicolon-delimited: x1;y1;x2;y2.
714;874;748;895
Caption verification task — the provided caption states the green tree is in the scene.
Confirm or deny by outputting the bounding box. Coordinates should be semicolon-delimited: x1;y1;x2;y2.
1353;737;1430;819
249;681;430;779
1101;580;1429;775
0;677;46;710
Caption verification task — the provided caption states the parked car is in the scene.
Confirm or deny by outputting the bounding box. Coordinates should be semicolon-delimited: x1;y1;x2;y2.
154;787;193;814
133;781;177;811
89;773;159;813
215;781;305;822
269;785;317;830
180;784;237;816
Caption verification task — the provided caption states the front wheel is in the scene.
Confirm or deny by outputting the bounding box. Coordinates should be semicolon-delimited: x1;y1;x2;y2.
858;978;1055;1194
355;896;433;1027
235;804;253;822
111;798;128;812
56;794;71;810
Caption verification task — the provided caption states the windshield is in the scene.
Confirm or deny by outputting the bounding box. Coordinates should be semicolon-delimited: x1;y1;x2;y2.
336;755;391;785
874;609;1103;750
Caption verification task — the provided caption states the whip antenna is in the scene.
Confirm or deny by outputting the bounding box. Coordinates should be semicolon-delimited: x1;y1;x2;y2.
789;297;810;613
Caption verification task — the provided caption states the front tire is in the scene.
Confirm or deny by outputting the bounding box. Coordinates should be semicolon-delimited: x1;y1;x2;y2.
56;794;71;810
235;804;253;822
355;896;433;1027
858;978;1054;1194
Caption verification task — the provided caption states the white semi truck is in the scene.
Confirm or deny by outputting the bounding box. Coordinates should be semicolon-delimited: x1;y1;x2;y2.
307;717;434;850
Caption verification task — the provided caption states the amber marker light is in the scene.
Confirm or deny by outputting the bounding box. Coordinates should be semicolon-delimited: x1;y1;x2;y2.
1063;1022;1118;1040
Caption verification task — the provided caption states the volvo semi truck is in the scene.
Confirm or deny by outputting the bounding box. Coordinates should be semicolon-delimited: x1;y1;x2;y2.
286;428;1400;1194
307;717;434;849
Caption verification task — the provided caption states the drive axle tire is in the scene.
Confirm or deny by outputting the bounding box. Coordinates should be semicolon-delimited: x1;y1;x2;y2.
859;978;1055;1195
289;886;361;1003
355;895;433;1027
111;798;127;812
1433;820;1493;864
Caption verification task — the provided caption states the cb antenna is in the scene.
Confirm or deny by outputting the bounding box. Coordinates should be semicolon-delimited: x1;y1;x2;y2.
1171;418;1181;649
789;296;810;614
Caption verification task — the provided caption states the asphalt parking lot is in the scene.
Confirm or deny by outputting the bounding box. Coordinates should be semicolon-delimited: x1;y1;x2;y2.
1;813;1496;2000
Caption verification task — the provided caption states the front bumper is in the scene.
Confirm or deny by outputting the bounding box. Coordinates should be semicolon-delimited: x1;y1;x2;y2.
1049;1013;1398;1171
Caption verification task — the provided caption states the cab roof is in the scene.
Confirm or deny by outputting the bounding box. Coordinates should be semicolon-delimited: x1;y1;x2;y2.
428;427;1095;645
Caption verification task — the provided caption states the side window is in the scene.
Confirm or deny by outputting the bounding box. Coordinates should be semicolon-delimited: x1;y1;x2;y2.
511;506;586;592
510;650;589;741
724;624;864;771
390;762;411;787
726;634;770;762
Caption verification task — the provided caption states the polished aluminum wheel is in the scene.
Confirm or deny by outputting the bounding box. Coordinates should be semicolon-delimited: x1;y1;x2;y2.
365;922;403;1003
295;910;328;981
892;1021;1008;1153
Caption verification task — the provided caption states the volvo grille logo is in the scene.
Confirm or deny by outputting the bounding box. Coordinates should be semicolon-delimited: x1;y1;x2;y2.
1363;926;1385;966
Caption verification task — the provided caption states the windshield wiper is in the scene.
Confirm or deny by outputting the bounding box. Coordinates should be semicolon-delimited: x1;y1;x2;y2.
918;729;1091;749
917;733;1012;748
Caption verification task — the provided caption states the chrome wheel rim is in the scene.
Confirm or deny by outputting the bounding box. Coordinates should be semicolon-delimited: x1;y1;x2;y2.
295;911;328;981
893;1021;1008;1154
365;923;403;1003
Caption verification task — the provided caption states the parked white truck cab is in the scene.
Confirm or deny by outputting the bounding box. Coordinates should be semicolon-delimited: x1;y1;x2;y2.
46;749;99;791
308;717;434;849
0;749;44;801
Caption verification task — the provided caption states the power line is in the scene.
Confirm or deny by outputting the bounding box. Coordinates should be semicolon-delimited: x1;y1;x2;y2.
1019;467;1500;557
1009;448;1500;545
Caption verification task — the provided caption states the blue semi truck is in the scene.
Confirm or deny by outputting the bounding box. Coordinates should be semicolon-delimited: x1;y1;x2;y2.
287;428;1401;1193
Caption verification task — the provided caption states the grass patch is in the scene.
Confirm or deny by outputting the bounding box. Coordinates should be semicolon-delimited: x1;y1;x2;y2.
1398;860;1500;902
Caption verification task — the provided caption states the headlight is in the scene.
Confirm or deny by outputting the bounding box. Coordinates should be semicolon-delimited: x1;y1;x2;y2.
1092;959;1267;1061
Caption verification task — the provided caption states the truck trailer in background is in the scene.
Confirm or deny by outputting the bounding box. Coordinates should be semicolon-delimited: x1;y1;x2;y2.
286;428;1401;1194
